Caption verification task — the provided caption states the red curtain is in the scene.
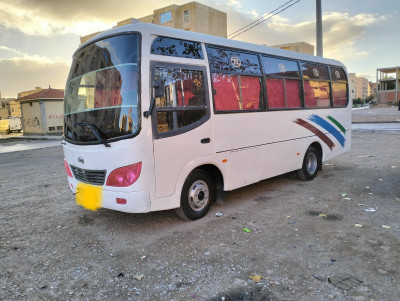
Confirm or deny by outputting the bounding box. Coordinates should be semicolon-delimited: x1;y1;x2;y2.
212;73;241;111
266;78;285;108
286;79;301;108
241;76;260;110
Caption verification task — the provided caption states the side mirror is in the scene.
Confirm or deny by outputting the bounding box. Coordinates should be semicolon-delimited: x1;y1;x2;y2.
153;78;164;98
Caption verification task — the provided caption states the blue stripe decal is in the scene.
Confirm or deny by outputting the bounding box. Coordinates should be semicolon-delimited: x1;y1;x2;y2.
309;115;345;147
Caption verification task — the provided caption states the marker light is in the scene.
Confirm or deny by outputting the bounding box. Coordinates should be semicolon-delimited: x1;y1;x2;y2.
116;198;127;205
106;162;142;187
64;159;73;178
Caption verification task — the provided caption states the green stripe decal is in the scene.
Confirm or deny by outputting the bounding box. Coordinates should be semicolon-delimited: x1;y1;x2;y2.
327;116;346;134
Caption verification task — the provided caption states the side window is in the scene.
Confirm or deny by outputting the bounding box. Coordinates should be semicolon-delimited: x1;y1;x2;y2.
301;62;331;108
153;66;208;135
212;74;261;111
150;37;203;59
262;56;301;109
330;67;348;107
207;46;262;112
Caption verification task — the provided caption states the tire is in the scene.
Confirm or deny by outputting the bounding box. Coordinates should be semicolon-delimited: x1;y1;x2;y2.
296;146;321;181
176;169;214;220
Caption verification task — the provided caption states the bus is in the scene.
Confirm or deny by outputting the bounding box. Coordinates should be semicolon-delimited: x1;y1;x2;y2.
63;21;351;220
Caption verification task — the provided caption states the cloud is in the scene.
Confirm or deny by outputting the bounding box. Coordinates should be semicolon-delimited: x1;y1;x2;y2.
227;10;390;60
0;0;191;36
0;58;70;98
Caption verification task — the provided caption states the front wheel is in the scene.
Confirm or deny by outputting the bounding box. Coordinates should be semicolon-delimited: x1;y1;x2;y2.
296;146;321;181
176;169;214;220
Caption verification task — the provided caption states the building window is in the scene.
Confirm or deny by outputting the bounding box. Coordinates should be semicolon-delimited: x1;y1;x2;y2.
183;10;190;22
49;126;56;131
160;11;172;24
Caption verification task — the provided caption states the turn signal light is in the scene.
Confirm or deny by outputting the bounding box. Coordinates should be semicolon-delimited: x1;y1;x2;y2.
106;162;142;187
64;159;73;178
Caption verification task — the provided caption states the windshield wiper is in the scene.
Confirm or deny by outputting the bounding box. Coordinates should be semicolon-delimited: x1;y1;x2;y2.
75;122;111;148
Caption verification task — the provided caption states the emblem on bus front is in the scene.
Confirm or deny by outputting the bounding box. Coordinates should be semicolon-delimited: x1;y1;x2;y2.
230;57;241;68
78;156;84;164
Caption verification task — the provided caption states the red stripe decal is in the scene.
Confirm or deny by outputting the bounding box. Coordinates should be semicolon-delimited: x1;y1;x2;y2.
294;118;335;150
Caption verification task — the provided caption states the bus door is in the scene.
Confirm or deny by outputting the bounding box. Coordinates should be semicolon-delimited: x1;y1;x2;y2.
150;63;212;200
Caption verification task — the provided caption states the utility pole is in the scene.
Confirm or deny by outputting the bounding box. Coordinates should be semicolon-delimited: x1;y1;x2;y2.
316;0;323;56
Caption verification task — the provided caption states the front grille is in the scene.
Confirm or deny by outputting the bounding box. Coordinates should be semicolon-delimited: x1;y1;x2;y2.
70;165;106;186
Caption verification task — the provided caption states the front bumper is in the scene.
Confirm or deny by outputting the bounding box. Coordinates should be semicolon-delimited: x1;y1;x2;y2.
67;177;150;213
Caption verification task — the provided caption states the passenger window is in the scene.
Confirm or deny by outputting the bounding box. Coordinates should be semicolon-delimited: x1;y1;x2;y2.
262;56;301;109
207;46;262;112
207;47;261;74
153;67;208;135
330;67;348;107
301;62;331;108
212;73;261;111
151;37;204;59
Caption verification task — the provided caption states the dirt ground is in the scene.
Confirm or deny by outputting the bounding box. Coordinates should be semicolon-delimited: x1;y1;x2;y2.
0;129;399;301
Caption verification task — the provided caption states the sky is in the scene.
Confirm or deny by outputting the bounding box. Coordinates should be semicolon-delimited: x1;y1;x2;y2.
0;0;399;98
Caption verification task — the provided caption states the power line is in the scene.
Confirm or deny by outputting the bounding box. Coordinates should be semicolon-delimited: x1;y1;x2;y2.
226;0;297;38
227;0;301;40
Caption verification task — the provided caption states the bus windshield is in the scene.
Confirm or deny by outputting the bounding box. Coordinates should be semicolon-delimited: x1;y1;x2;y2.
64;34;140;144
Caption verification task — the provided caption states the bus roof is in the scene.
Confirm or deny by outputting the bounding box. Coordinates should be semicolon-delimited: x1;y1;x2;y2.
78;21;345;68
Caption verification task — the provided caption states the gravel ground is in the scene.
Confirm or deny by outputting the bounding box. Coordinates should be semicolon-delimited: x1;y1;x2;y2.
0;130;399;301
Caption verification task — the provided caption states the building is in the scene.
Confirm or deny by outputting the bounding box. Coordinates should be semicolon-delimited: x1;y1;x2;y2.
16;86;64;135
0;98;10;119
81;2;227;44
270;42;314;55
376;66;400;104
349;73;371;101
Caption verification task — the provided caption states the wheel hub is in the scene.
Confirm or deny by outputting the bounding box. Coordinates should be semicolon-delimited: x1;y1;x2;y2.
306;152;318;175
188;180;209;211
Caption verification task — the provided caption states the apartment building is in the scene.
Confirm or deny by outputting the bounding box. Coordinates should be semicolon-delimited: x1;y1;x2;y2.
349;73;371;101
270;42;314;55
81;2;227;44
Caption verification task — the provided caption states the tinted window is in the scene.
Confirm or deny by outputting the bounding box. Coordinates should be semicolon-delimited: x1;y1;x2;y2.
69;34;139;79
153;66;208;135
207;47;261;74
262;56;300;77
266;78;301;109
330;67;347;82
301;62;329;80
304;81;331;108
212;73;261;111
64;34;140;144
330;67;348;107
263;56;301;109
151;37;203;59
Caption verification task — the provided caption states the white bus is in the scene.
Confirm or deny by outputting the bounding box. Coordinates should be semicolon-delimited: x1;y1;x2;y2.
63;21;351;220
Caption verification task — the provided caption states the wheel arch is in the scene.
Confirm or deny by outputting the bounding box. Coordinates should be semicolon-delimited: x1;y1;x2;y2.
195;164;225;204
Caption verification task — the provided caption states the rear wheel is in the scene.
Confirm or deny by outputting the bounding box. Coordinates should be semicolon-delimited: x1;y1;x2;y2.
296;146;321;181
176;169;214;220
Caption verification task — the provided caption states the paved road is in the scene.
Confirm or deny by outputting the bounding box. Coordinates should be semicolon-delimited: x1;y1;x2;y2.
0;139;62;154
1;119;400;154
352;123;400;131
